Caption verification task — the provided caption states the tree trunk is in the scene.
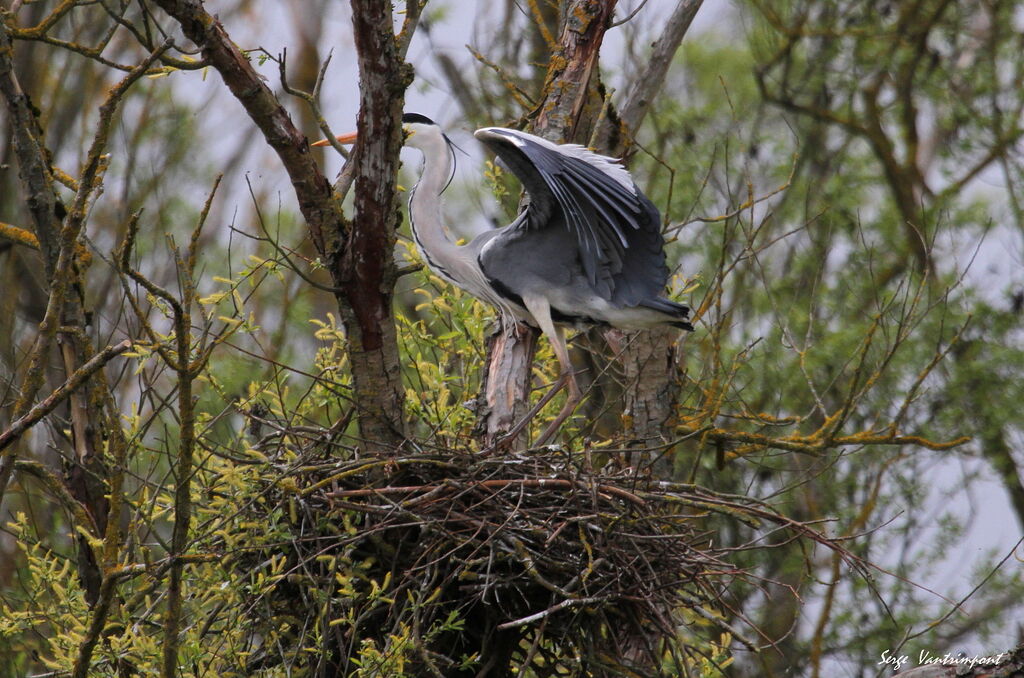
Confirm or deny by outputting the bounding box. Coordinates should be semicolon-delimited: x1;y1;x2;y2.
619;326;681;462
330;0;414;450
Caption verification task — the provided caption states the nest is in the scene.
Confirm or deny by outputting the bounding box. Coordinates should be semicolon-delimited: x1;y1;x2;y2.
230;443;839;677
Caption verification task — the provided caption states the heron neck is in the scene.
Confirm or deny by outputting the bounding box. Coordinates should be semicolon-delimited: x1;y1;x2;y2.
408;136;465;284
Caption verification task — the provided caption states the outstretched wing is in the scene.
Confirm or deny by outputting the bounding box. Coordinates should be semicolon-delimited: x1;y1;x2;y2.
474;127;669;305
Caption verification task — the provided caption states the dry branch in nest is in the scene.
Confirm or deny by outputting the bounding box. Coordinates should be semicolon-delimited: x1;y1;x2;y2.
228;439;858;677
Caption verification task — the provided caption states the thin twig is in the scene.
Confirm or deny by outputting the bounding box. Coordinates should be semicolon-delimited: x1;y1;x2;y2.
0;340;132;453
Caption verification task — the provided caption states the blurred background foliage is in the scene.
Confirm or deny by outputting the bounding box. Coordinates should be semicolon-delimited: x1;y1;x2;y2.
1;0;1023;676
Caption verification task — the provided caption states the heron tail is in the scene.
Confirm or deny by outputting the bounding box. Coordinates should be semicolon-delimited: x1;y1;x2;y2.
640;297;695;331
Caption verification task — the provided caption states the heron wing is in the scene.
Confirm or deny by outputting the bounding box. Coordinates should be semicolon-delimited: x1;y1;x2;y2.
473;127;669;305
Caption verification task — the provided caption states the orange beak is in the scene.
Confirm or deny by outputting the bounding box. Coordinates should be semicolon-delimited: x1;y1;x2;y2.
311;131;358;148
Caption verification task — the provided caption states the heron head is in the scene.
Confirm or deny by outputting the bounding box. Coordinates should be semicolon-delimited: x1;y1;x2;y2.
400;113;445;150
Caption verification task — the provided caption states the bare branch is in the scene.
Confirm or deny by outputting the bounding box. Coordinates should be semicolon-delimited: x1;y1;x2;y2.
0;220;39;249
397;0;426;61
618;0;703;137
0;340;132;454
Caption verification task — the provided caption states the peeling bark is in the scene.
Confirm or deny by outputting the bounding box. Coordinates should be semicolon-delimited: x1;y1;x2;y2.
474;324;539;447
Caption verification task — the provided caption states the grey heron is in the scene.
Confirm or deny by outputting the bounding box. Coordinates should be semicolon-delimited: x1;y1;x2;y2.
314;113;693;444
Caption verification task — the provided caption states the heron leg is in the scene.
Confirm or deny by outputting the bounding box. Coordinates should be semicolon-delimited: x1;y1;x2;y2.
496;372;568;446
522;297;583;447
532;368;582;446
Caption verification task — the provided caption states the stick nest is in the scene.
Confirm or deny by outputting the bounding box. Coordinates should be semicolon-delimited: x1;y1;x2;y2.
230;444;835;676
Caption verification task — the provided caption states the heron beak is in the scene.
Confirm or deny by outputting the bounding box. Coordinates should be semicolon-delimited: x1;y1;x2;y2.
311;131;357;148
